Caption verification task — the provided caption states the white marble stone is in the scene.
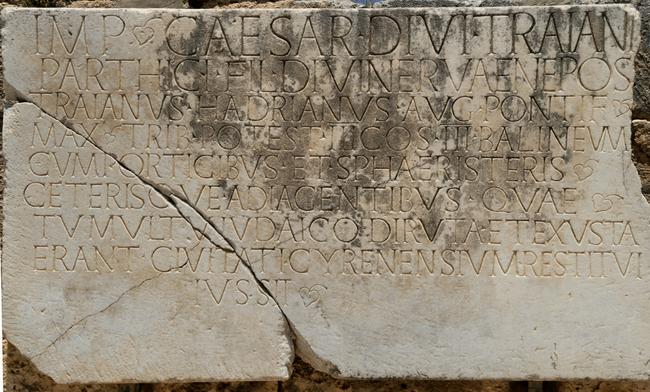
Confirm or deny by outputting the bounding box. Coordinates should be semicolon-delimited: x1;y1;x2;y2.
2;103;292;383
3;5;649;381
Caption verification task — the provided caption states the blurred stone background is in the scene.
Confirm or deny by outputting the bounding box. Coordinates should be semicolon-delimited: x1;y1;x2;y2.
2;0;650;390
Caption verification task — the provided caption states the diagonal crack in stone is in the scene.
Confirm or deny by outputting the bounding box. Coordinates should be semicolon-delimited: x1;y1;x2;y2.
7;74;347;376
8;97;296;370
28;274;162;361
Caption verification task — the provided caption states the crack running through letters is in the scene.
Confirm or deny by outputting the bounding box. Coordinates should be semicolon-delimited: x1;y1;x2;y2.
9;97;297;366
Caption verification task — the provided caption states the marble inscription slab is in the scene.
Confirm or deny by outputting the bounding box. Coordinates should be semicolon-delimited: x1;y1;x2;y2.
2;5;648;382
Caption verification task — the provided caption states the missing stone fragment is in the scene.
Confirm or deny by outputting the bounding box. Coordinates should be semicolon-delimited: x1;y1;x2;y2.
632;120;650;200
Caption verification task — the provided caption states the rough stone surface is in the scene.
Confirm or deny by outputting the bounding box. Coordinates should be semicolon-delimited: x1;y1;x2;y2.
67;1;115;7
634;4;650;118
114;0;187;8
632;119;650;195
3;3;650;387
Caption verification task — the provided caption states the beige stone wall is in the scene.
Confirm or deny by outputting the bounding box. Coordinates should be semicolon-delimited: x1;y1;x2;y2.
3;0;650;390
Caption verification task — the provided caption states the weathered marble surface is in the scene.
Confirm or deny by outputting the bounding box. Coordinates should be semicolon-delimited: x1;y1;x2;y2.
2;103;293;383
2;5;649;382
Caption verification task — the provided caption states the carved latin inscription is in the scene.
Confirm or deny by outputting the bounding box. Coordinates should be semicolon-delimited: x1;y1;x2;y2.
3;6;649;381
